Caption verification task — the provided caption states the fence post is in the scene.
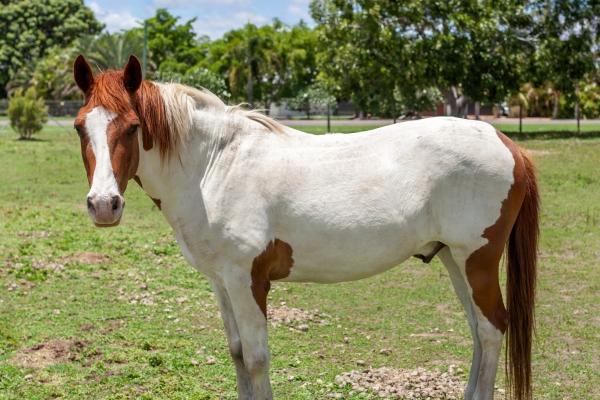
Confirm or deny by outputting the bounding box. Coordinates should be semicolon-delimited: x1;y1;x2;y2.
326;102;331;133
519;104;522;134
575;85;580;135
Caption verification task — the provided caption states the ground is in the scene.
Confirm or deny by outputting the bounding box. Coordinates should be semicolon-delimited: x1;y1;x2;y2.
0;123;599;399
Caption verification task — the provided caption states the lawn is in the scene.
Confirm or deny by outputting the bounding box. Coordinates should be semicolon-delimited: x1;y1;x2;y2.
0;124;599;399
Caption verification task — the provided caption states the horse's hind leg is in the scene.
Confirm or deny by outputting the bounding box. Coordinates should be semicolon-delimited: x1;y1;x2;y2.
438;247;482;400
441;245;507;400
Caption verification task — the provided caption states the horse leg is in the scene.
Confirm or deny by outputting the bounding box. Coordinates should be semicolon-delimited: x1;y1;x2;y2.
438;247;481;400
448;246;508;400
222;267;273;400
211;280;253;399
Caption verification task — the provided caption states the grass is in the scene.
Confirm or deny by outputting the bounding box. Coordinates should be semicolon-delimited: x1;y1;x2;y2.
1;125;599;399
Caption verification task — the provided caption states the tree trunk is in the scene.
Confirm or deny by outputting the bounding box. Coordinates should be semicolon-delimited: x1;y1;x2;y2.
475;101;480;120
443;86;469;117
443;88;458;116
456;95;469;118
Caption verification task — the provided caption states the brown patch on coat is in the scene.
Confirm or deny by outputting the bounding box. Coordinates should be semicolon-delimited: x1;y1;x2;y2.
464;132;528;333
133;176;162;210
251;239;294;317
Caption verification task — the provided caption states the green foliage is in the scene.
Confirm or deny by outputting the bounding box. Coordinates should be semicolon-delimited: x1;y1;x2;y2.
142;9;204;72
207;21;318;108
155;66;230;101
310;0;533;116
525;0;598;117
579;80;600;119
7;87;48;139
75;30;145;71
509;83;556;117
0;0;103;96
287;82;335;118
31;46;80;100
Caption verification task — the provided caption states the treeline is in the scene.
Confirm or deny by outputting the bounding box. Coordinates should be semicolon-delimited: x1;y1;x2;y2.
1;0;598;118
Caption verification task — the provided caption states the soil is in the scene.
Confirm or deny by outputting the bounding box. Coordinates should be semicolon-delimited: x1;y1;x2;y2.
10;340;87;369
335;366;466;399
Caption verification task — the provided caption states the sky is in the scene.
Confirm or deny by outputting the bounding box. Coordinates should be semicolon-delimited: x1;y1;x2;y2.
86;0;313;39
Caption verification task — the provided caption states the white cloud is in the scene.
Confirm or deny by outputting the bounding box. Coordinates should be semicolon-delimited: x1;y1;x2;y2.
89;1;139;32
193;11;268;38
288;0;311;21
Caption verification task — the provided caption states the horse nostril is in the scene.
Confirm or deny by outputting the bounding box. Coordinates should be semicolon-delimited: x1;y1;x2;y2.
111;195;120;211
87;196;94;211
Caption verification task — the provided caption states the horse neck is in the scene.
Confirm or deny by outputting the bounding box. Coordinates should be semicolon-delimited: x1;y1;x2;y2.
134;108;247;199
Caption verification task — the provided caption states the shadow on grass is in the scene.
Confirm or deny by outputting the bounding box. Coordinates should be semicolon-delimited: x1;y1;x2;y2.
16;137;48;142
502;130;600;141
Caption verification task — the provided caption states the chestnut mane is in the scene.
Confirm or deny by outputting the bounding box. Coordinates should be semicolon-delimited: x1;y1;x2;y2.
87;70;284;160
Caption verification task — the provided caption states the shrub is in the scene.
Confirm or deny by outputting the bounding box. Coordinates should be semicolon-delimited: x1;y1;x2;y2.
579;81;600;119
7;87;48;140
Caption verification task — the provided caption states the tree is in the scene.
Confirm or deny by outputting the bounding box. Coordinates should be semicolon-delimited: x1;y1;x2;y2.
8;87;48;140
578;77;600;119
310;0;533;117
287;81;336;119
139;8;204;73
207;21;317;109
76;30;145;71
208;23;274;107
528;0;598;118
155;65;231;101
31;46;80;100
261;21;319;110
0;0;103;96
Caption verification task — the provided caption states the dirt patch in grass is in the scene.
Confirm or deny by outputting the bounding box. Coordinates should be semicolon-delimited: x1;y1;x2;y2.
268;304;329;331
11;340;87;369
334;366;465;399
66;252;110;265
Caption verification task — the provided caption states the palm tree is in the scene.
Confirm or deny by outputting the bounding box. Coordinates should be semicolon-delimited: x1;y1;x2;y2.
76;31;145;71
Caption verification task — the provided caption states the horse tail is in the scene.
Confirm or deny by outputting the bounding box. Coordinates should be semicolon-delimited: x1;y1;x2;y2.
506;148;539;400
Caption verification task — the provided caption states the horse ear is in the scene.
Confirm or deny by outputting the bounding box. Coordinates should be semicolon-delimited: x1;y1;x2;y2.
123;55;142;93
74;55;94;93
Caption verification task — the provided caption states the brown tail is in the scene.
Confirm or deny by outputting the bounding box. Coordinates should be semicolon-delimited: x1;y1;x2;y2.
506;149;539;400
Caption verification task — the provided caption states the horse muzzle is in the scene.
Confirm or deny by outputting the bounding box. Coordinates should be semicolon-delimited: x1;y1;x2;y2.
86;193;125;227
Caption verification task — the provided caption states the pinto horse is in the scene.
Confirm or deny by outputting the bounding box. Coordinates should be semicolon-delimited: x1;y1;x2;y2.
73;55;538;400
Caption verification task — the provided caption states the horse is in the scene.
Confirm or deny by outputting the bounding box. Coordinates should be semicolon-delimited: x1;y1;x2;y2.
73;55;538;400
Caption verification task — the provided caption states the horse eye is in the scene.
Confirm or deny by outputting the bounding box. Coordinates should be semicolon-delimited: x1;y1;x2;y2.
75;126;84;137
127;125;139;136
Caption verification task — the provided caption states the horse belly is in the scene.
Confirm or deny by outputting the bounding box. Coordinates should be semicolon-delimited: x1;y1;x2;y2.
277;223;427;283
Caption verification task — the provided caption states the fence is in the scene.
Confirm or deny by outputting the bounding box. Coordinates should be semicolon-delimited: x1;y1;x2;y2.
0;100;82;116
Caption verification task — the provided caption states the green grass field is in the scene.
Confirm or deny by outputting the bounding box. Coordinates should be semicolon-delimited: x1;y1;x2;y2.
1;125;599;399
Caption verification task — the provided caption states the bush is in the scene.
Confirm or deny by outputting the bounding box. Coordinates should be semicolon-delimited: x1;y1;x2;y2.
155;66;231;101
579;81;600;119
7;88;48;139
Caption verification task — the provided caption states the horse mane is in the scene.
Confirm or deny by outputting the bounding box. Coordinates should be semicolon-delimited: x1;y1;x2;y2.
156;82;285;139
86;70;285;161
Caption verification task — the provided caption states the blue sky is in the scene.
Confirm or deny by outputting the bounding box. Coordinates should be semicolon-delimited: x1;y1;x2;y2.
87;0;313;39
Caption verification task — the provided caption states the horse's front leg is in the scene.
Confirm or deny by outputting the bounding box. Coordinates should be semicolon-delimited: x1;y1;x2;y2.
221;267;273;400
211;279;254;399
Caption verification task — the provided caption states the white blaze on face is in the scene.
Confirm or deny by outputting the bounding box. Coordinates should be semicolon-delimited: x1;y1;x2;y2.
85;106;119;199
